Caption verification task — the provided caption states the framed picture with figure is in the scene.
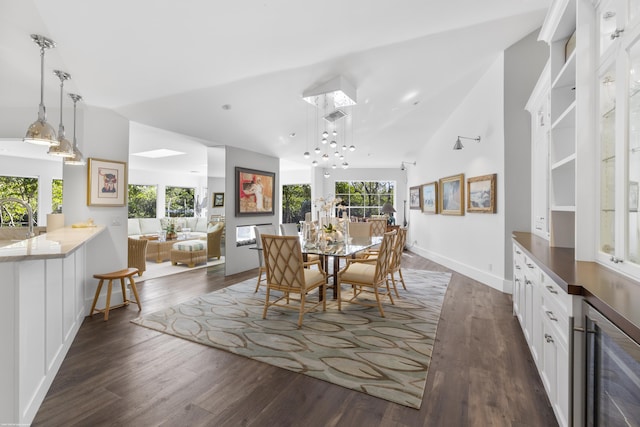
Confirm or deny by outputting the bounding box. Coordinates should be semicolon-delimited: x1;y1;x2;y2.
235;167;275;216
421;182;438;214
87;158;127;206
213;192;225;207
409;186;422;210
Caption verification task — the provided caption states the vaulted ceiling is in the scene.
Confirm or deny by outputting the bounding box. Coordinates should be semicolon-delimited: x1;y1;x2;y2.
0;0;550;172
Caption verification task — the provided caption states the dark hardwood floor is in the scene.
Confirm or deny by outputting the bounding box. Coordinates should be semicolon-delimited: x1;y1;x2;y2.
33;252;557;427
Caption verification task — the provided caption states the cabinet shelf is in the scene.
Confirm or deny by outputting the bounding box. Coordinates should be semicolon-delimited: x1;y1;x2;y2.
552;50;576;89
552;101;576;129
551;153;576;170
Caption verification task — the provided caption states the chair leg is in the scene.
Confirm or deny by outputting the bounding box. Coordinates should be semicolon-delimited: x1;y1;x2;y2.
128;276;142;310
90;279;104;317
322;284;327;312
336;280;341;311
398;268;407;290
298;293;306;327
262;287;271;319
255;268;264;292
389;272;400;298
386;282;395;305
103;279;113;321
373;286;385;317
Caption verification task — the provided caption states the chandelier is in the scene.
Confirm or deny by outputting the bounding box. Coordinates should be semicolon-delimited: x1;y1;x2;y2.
302;76;357;176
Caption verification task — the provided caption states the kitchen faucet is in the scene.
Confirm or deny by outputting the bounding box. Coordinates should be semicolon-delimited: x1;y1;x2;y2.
0;197;35;238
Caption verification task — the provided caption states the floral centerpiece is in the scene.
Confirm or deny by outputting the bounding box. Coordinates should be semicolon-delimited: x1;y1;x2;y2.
165;218;178;240
314;196;348;244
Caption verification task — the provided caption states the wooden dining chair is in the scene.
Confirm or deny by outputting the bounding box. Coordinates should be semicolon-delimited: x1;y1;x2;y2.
368;218;388;237
261;234;327;327
280;223;320;264
337;230;396;317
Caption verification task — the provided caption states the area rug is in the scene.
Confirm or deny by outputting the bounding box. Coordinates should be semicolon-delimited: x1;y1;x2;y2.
135;256;225;283
131;268;451;409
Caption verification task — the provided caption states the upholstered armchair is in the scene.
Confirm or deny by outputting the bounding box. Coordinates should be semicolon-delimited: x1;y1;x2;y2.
207;222;224;260
261;234;327;327
127;237;148;276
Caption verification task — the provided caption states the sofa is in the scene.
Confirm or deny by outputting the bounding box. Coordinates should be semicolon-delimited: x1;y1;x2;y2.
127;217;210;239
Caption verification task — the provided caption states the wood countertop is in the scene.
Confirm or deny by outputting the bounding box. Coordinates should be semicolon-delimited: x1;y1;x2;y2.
0;225;106;262
513;232;640;344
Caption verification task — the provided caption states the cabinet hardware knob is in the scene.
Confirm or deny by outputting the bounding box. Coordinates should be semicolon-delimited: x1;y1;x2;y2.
546;310;558;322
545;333;554;343
611;28;624;39
525;279;532;285
515;265;521;270
545;285;558;294
527;263;535;269
516;250;521;254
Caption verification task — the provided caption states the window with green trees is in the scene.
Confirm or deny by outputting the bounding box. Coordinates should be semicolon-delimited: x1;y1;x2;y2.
52;179;63;213
335;180;395;220
128;184;157;218
282;184;311;224
165;186;195;217
0;175;39;225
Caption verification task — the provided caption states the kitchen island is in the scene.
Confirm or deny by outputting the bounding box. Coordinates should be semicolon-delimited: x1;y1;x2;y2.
0;225;106;425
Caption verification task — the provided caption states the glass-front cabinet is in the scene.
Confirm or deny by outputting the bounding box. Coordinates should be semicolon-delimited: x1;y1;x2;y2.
597;0;640;276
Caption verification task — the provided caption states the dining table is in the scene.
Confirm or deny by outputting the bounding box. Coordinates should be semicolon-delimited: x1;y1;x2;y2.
301;235;382;299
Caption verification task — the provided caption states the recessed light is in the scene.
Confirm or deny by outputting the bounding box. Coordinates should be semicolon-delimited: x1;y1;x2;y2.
222;104;232;110
413;100;420;106
289;132;296;138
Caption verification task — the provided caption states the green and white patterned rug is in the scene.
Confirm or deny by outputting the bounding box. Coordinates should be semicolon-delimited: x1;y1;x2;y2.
131;269;451;409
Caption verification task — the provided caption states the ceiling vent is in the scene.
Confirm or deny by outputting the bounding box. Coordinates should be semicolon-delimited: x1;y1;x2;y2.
323;109;347;123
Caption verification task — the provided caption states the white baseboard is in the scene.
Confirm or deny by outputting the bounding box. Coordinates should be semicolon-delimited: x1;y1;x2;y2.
409;245;512;294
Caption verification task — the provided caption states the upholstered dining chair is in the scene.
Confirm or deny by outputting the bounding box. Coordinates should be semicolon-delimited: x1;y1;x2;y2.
127;237;148;276
337;230;396;317
261;234;327;327
280;223;320;264
254;224;278;292
368;218;388;237
207;222;224;260
347;221;372;238
365;227;408;297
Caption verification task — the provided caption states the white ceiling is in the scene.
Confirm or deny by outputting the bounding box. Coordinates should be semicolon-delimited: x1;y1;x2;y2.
0;0;550;172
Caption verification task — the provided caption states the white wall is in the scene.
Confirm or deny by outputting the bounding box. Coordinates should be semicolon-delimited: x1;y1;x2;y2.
409;55;507;291
224;146;279;275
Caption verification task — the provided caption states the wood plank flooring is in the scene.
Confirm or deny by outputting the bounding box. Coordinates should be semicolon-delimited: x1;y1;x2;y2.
33;252;558;427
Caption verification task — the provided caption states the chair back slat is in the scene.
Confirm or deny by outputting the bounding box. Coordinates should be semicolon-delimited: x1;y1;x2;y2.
348;222;372;238
390;227;407;269
373;231;395;283
279;223;299;236
369;218;387;237
262;234;305;290
254;224;277;266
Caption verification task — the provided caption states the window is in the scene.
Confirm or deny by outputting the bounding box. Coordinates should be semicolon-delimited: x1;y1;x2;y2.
335;180;395;220
165;186;195;217
0;175;39;225
282;184;311;224
128;184;157;218
52;179;63;213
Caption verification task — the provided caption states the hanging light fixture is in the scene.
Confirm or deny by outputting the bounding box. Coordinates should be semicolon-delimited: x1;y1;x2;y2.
323;169;330;178
64;93;85;165
48;70;74;157
24;34;58;147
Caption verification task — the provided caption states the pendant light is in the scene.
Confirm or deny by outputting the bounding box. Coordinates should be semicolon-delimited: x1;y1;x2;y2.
64;94;85;165
24;35;58;146
48;70;74;157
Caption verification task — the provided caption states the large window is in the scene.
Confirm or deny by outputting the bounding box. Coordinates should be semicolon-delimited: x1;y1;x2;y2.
0;175;39;225
282;184;311;224
165;186;195;217
335;180;395;220
52;179;63;213
128;184;157;218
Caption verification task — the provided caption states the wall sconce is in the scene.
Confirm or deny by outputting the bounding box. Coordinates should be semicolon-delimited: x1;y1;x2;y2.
400;161;416;171
453;135;481;150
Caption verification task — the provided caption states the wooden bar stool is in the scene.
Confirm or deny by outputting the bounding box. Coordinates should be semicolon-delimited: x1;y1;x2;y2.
90;268;142;321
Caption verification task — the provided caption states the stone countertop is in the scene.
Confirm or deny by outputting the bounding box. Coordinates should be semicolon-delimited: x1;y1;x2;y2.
0;225;106;262
513;231;640;344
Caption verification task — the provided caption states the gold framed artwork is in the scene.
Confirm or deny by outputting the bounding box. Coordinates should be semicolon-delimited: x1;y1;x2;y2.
409;186;422;210
467;173;497;213
87;158;127;206
421;181;438;214
213;192;225;207
439;173;464;215
235;167;275;216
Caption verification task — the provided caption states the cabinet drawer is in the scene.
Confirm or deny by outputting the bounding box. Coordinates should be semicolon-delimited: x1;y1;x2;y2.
541;295;569;341
540;271;570;316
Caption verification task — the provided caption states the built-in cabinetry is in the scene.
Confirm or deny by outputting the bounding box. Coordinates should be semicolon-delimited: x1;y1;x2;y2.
513;241;581;427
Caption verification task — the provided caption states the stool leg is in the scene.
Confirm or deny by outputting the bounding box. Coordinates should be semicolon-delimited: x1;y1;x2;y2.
128;275;142;311
120;277;128;306
90;279;105;317
104;279;113;321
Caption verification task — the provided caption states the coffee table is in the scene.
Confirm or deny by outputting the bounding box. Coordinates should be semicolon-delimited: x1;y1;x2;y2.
145;239;180;263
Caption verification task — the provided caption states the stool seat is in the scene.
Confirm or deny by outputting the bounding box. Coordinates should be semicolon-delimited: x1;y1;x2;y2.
90;267;142;321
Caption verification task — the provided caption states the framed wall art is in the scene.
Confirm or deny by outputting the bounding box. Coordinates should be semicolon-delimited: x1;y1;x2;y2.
421;181;438;214
439;173;464;215
467;173;497;213
409;186;422;210
235;167;275;216
213;192;225;207
87;158;127;206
